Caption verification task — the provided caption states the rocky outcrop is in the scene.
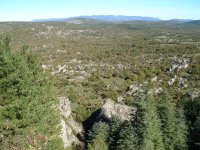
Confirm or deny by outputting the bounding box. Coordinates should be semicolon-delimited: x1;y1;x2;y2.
126;83;164;97
148;87;163;95
167;76;188;88
59;97;71;118
60;119;78;147
168;57;189;72
101;98;137;121
179;78;188;88
117;96;124;103
168;75;177;86
59;97;83;148
83;98;136;132
187;89;200;99
126;84;144;96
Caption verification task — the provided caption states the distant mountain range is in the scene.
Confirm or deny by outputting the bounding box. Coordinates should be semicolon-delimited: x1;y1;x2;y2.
73;15;161;22
32;15;197;23
32;18;68;22
32;15;161;22
167;19;194;22
186;20;200;25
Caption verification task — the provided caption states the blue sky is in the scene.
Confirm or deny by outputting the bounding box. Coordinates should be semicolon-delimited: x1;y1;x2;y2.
0;0;200;21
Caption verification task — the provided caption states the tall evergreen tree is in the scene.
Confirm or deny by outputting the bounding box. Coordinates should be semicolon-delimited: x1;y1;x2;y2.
0;37;63;149
174;106;188;150
181;96;200;149
157;91;176;150
116;122;138;150
138;94;165;150
87;121;109;150
108;117;122;150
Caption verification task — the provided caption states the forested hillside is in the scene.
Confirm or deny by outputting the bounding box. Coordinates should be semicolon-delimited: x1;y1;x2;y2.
0;20;200;149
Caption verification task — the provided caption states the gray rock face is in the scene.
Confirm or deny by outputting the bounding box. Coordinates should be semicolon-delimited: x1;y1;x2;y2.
59;97;83;148
188;89;200;99
179;78;188;88
100;98;137;121
126;84;140;96
60;119;78;148
168;57;189;72
59;97;71;118
117;96;124;103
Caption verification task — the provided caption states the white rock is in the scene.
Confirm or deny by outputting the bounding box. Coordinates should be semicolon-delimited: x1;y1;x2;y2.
127;84;140;96
168;75;177;86
101;98;137;121
58;97;83;148
117;96;123;103
41;64;47;70
151;76;158;82
59;97;71;118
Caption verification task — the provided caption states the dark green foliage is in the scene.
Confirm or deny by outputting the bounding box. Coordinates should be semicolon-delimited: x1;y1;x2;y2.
116;94;165;150
181;96;200;149
193;116;200;146
85;93;188;150
157;91;176;150
174;107;188;150
157;91;188;150
0;37;63;149
182;96;200;122
87;121;109;150
136;94;165;150
116;123;138;150
108;117;122;150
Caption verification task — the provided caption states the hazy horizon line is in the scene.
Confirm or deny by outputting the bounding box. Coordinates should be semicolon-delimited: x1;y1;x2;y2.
0;15;199;22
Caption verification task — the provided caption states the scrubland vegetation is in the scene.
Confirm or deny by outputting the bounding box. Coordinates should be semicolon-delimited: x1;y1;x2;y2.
0;19;200;149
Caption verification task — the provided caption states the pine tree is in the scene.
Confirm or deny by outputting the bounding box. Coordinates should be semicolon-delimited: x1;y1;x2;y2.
87;121;109;150
181;96;200;149
0;37;63;150
157;91;176;150
138;94;165;150
108;116;122;150
174;107;188;150
116;122;138;150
